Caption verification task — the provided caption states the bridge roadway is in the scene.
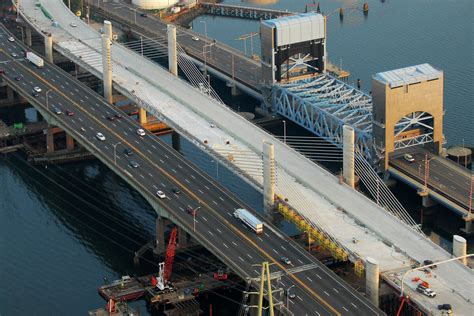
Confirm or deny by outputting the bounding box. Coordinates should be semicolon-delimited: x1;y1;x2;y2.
389;147;472;216
0;28;382;316
17;1;474;313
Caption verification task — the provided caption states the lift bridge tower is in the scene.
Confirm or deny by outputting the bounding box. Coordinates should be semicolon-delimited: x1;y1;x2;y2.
260;12;326;86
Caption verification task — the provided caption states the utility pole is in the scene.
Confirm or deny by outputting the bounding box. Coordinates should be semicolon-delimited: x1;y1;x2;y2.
235;32;258;56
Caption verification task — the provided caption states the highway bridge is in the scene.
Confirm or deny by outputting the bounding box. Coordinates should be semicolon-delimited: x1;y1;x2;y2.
11;1;474;314
0;26;382;316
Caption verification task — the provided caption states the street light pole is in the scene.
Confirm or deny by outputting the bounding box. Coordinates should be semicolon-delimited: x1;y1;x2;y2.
286;284;295;310
112;142;121;165
199;20;208;39
282;120;286;144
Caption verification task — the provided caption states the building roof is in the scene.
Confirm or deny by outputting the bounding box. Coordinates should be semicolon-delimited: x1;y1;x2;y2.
373;64;442;88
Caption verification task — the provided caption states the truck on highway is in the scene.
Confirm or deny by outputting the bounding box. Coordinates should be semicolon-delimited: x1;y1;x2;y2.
233;208;263;234
26;51;44;68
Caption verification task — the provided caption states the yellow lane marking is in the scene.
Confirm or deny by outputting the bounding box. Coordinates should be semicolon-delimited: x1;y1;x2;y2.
15;55;341;315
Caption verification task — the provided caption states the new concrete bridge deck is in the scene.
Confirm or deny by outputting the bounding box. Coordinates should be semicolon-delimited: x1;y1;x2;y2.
16;1;474;314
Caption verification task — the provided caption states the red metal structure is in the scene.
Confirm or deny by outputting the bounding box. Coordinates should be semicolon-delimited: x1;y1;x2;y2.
164;227;178;282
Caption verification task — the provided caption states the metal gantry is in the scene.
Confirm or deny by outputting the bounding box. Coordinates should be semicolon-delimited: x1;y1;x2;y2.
271;74;374;161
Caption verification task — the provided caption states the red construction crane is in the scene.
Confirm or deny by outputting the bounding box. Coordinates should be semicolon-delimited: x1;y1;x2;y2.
164;227;178;283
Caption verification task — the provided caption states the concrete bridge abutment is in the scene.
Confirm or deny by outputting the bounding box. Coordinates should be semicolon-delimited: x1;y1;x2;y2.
452;235;467;265
365;257;380;308
25;27;32;47
44;34;53;63
167;24;178;76
343;125;355;188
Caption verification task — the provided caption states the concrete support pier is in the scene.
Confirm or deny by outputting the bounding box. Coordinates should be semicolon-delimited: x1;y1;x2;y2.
154;216;166;254
25;27;32;46
343;125;355;188
46;128;54;154
138;107;147;124
167;24;178;76
178;226;187;246
171;131;180;151
104;20;113;40
263;141;275;216
66;134;75;151
101;34;113;104
365;257;380;308
44;34;53;63
453;235;467;265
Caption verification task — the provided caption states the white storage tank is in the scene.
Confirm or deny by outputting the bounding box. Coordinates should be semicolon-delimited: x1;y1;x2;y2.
132;0;178;10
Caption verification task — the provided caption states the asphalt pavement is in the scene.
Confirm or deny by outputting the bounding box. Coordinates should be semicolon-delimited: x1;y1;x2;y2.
0;25;383;315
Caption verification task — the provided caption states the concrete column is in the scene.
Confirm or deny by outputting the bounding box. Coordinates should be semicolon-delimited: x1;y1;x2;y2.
171;131;180;151
44;34;53;63
101;35;113;104
25;27;32;46
421;194;437;208
231;83;241;96
263;141;276;215
167;24;178;76
365;257;379;308
6;86;15;101
343;125;355;188
104;20;113;41
453;235;467;265
178;226;187;246
46;128;54;154
138;107;147;124
66;134;75;151
154;216;165;254
464;218;474;235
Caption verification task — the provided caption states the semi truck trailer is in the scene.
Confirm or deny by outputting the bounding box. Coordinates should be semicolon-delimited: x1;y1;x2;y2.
233;208;264;234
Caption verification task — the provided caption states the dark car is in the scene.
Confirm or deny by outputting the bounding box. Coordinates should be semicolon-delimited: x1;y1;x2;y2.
129;161;139;168
140;13;148;17
114;113;123;119
423;260;437;268
124;148;133;156
31;91;39;97
172;187;181;194
66;110;74;116
14;76;21;81
107;115;116;121
438;304;452;312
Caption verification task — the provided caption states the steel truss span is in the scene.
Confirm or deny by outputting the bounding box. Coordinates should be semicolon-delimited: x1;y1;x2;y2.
272;74;374;162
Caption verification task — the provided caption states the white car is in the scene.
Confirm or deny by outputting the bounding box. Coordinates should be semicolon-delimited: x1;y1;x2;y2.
137;128;146;137
70;22;77;27
96;132;106;141
403;153;415;162
33;86;42;93
192;36;199;41
156;190;166;199
8;36;15;42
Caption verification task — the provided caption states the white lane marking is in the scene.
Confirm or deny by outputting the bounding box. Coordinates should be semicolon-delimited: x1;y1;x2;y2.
212;200;218;205
315;274;322;280
281;245;287;251
297;259;304;264
147;149;152;154
204;185;210;190
160;182;166;187
139;174;145;179
104;145;109;150
272;248;279;254
179;207;184;212
238;256;244;262
351;303;358;308
159;159;164;163
152;184;158;189
151;145;156;149
227;212;232;217
280;281;285;286
171;168;177;173
201;216;208;222
254;269;259;275
198;189;204;194
112;123;116;127
164;154;169;159
177;164;182;169
257;236;263;242
208;231;214;236
216;228;222;234
184;178;190;183
223;243;229;249
78;117;82;122
71;119;75;124
324;291;330;296
190;175;195;179
306;277;313;282
134;140;139;144
218;196;224;201
232;241;238;246
264;232;270;237
342;307;348;312
148;173;153;177
333;288;339;293
297;296;303;302
247;253;253;259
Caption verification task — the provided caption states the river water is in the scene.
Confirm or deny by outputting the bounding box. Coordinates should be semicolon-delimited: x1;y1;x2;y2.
1;0;472;314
